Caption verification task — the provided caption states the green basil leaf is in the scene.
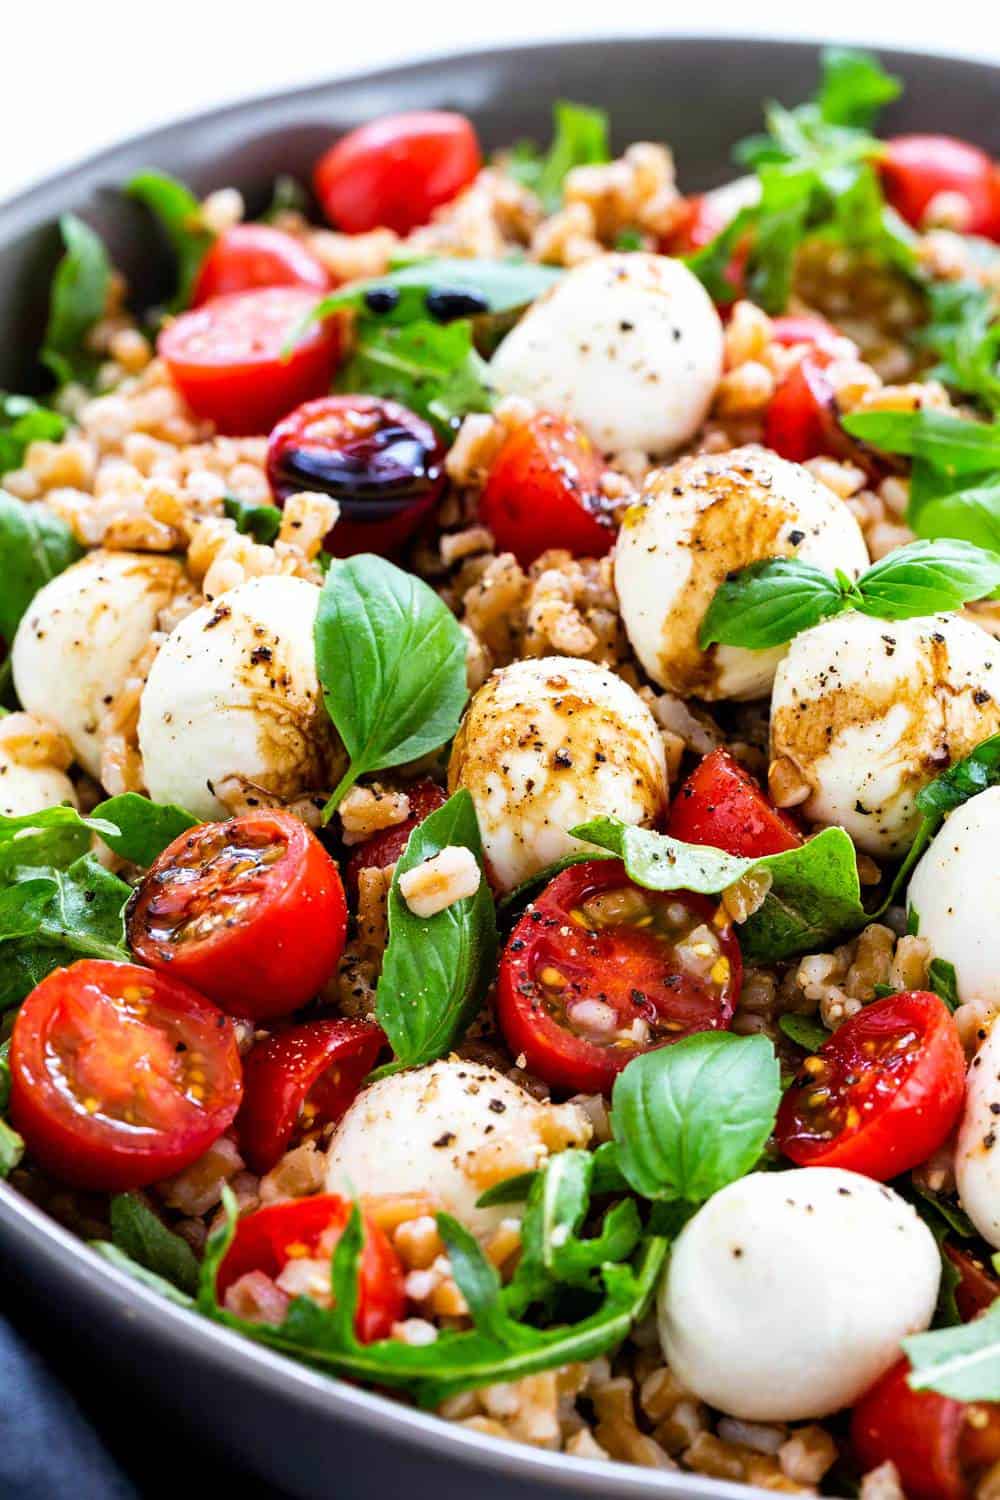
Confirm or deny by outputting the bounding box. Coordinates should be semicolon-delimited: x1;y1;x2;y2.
336;318;493;437
375;790;497;1071
916;732;1000;820
315;554;468;816
90;1241;195;1308
699;556;850;649
915;482;1000;551
91;792;197;867
841;410;1000;480
0;489;83;650
109;1194;199;1294
42;215;112;388
507;101;611;213
305;257;563;331
905;1298;1000;1400
778;1013;831;1051
817;48;902;128
856;538;1000;617
0;395;68;476
928;957;960;1012
611;1033;781;1203
127;170;213;313
223;495;283;545
475;1171;539;1208
921;280;1000;415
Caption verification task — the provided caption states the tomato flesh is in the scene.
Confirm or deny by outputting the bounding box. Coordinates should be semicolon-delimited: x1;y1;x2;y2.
158;286;341;436
314;111;481;235
192;225;330;305
9;959;241;1191
498;860;740;1094
764;355;841;463
880;135;1000;239
667;748;802;858
480;413;614;567
944;1242;1000;1324
237;1018;384;1174
127;810;347;1022
345;779;447;897
217;1195;404;1343
776;990;965;1180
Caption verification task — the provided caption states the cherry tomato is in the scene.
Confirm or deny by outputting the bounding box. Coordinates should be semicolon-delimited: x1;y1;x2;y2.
479;413;614;567
158;287;341;436
660;195;749;299
127;811;347;1022
497;860;740;1094
666;748;802;858
764;355;841;463
776;990;965;1180
237;1019;384;1174
216;1195;404;1342
192;225;331;306
345;779;447;897
8;959;241;1191
769;314;856;360
314;111;481;235
266;395;446;557
944;1242;1000;1323
852;1358;1000;1500
880;135;1000;239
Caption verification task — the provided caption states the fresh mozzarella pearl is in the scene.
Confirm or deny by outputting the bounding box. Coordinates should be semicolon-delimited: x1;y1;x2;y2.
0;755;77;818
324;1059;591;1239
447;655;668;891
658;1167;939;1421
12;550;185;779
908;786;1000;1007
956;1018;1000;1247
138;575;337;821
770;612;1000;856
615;446;869;701
489;253;723;456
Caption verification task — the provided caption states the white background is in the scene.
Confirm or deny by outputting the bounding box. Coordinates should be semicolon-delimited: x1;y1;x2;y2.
2;0;999;202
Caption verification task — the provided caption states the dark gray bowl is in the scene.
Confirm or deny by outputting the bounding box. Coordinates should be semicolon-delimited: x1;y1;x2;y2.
1;36;998;1500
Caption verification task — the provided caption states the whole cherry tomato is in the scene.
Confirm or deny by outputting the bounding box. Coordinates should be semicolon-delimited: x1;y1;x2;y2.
266;395;446;557
9;960;241;1191
880;135;1000;239
666;748;802;858
479;413;614;567
237;1018;384;1174
775;990;965;1180
127;810;347;1022
216;1195;404;1343
345;779;447;897
158;287;341;435
497;859;740;1094
314;111;481;235
192;225;330;306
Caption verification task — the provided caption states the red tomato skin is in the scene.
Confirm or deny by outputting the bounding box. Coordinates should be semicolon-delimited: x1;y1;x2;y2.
776;990;965;1180
769;315;856;360
217;1195;405;1342
667;748;802;858
192;225;331;306
660;195;749;300
852;1360;970;1500
880;135;1000;238
944;1243;1000;1324
314;111;481;235
479;414;614;567
128;811;347;1022
345;779;447;897
764;356;839;463
237;1019;384;1175
9;960;242;1191
158;287;341;436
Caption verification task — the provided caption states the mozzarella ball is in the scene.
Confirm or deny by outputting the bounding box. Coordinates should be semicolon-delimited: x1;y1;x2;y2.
447;655;668;891
615;446;869;701
957;1019;1000;1247
658;1168;939;1421
0;755;77;818
324;1059;591;1240
489;253;723;456
12;550;185;779
770;612;1000;856
908;786;1000;1008
138;575;337;821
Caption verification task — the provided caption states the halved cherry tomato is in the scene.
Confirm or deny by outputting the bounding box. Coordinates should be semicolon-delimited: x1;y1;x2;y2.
479;413;614;567
127;811;347;1022
237;1019;384;1174
216;1195;404;1343
9;959;241;1191
666;748;802;858
775;990;965;1180
314;111;481;235
497;860;740;1094
345;779;447;897
944;1242;1000;1323
852;1358;1000;1500
769;314;856;360
267;395;446;557
158;287;341;436
880;135;1000;239
764;355;841;463
192;225;331;306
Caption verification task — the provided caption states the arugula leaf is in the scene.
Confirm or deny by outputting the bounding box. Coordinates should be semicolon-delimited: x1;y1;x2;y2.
91;792;197;867
816;47;902;128
891;732;1000;909
336;319;493;437
375;790;497;1071
905;1298;1000;1400
0;395;68;475
921;280;1000;415
842;409;1000;482
127;170;213;312
109;1194;199;1295
41;215;112;387
0;490;83;653
314;554;468;816
222;495;283;545
0;1041;23;1177
506;101;611;213
303;258;563;334
90;1242;195;1308
0;804;114;877
611;1034;781;1203
928;957;960;1012
699;557;849;649
778;1013;831;1051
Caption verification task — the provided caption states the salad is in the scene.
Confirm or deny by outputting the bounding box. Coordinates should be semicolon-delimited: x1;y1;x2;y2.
5;47;1000;1498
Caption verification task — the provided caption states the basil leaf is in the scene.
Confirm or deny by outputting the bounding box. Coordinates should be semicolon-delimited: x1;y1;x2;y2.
0;1041;24;1178
42;215;112;388
778;1013;831;1051
127;170;213;313
916;482;1000;551
0;489;83;650
611;1033;781;1203
507;101;611;213
699;557;850;649
929;957;960;1012
905;1298;1000;1400
223;495;283;545
109;1193;199;1295
921;280;1000;415
916;732;1000;820
375;790;497;1071
90;1242;195;1308
305;258;563;331
91;792;197;867
841;410;1000;480
817;48;902;128
855;538;1000;617
315;554;468;816
336;319;493;437
0;395;68;475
